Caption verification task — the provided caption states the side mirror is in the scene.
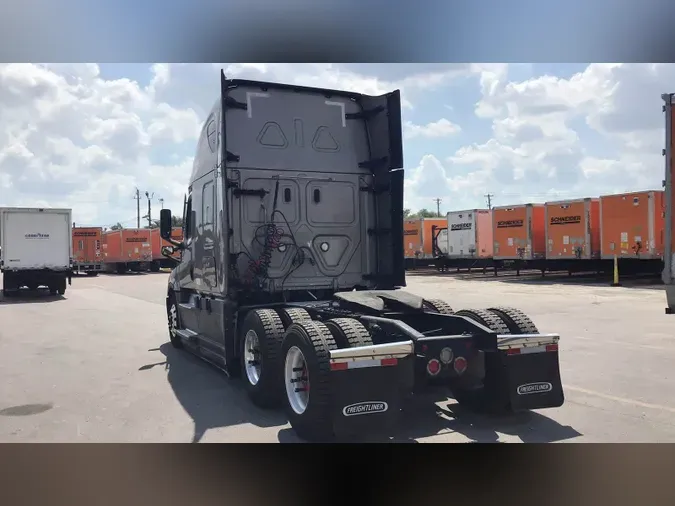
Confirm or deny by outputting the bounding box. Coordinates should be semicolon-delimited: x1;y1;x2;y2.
160;209;172;240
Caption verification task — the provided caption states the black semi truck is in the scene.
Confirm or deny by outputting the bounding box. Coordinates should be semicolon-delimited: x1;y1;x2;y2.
158;71;565;441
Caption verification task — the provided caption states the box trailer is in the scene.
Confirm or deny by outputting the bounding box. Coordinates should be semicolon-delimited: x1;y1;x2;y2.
600;190;664;260
545;198;600;260
72;226;104;275
446;209;493;258
403;218;422;260
0;207;73;296
493;204;546;261
149;227;183;271
102;228;152;274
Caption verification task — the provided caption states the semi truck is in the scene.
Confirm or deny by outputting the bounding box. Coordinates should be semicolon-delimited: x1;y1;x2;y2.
0;207;73;296
159;71;565;441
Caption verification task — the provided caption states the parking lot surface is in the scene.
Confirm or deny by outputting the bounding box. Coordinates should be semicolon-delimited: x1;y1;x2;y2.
1;270;674;443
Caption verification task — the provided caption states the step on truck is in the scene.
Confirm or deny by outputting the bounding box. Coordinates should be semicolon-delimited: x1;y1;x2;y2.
159;71;565;441
1;207;73;296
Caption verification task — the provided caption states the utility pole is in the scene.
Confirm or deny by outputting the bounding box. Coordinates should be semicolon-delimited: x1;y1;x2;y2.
144;191;154;228
159;198;164;210
484;193;494;210
134;188;141;228
433;198;442;217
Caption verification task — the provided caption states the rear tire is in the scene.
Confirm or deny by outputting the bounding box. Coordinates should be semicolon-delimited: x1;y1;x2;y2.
454;309;510;335
451;309;511;414
324;318;373;349
150;261;161;273
276;307;312;329
422;298;454;314
486;306;539;334
239;309;286;409
281;320;337;442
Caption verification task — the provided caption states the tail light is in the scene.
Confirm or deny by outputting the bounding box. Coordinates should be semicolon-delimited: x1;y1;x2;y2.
426;358;441;376
453;356;468;375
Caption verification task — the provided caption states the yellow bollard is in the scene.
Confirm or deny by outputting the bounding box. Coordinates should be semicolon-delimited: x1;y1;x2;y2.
611;254;622;287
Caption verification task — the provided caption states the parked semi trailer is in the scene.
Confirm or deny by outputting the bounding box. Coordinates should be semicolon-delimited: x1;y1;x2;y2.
661;94;675;312
72;226;104;276
102;228;152;274
0;207;73;296
159;72;565;441
149;227;183;272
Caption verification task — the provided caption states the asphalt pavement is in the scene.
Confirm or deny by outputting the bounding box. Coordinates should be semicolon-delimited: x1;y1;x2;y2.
1;269;674;443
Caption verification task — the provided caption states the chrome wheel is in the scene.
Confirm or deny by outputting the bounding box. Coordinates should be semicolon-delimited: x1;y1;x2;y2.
285;346;310;415
244;329;262;386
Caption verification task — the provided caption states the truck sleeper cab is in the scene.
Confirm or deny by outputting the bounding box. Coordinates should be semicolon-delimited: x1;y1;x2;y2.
160;72;565;441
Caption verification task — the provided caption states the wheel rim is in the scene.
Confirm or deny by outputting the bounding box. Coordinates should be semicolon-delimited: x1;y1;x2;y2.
285;346;310;415
244;330;262;386
168;303;178;337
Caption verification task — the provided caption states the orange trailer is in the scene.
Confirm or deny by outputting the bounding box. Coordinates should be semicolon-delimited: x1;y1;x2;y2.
493;204;546;260
102;228;153;274
599;190;665;260
403;219;422;259
150;227;183;271
72;226;103;275
545;198;600;260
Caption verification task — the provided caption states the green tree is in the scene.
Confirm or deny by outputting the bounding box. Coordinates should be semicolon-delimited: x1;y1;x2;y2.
110;222;123;230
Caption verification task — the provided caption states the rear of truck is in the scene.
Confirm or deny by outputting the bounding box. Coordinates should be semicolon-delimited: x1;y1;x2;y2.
169;74;566;441
0;207;73;295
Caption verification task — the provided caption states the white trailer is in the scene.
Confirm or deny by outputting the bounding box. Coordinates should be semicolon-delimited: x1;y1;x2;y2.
0;207;73;296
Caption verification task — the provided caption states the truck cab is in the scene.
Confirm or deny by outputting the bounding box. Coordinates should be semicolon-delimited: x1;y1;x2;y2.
159;72;564;442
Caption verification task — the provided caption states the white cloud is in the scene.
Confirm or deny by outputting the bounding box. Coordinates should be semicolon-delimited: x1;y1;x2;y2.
1;62;674;225
404;118;461;140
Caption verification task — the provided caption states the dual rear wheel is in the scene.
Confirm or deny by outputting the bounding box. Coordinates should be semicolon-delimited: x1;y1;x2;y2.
238;308;373;441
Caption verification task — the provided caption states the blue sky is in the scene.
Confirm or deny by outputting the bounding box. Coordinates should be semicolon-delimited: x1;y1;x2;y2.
0;63;671;225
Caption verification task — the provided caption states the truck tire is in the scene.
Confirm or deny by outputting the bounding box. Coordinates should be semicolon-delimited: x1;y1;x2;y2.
167;293;183;349
422;299;454;315
454;309;510;335
150;261;161;273
450;309;512;414
281;320;337;442
240;309;286;409
57;278;67;295
276;307;312;330
486;306;539;334
324;318;373;349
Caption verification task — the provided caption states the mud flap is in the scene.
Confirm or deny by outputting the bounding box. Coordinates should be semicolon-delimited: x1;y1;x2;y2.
499;340;564;411
329;355;415;439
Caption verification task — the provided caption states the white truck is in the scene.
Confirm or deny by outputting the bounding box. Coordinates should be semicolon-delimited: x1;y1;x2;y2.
0;207;73;296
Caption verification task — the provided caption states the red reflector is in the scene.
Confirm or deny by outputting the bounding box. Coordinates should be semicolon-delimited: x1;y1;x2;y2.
506;348;521;355
426;358;441;376
381;357;398;367
330;362;348;371
453;356;468;374
546;344;559;352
